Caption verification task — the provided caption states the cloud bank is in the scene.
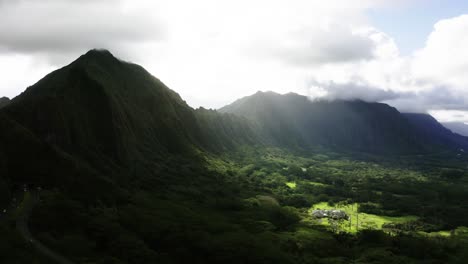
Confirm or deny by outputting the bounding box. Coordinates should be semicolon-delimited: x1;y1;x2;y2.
1;0;468;122
0;0;162;63
306;14;468;121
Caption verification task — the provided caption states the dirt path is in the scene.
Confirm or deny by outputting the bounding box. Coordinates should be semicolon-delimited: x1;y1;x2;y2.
16;190;75;264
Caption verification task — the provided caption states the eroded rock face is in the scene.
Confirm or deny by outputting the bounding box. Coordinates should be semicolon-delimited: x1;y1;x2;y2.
312;209;349;220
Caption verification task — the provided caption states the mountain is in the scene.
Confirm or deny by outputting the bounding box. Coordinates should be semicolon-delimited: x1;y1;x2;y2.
0;97;9;108
220;91;426;154
2;50;258;176
4;50;201;167
442;122;468;137
403;113;468;150
0;49;265;207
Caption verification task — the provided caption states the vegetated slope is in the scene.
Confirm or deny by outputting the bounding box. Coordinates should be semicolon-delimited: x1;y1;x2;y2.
0;49;264;208
0;97;9;108
220;91;425;154
0;109;128;208
403;113;468;150
442;121;468;137
4;50;202;167
2;50;259;176
195;107;263;152
0;112;96;205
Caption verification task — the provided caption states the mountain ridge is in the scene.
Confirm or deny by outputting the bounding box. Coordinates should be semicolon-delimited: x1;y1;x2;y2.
442;121;468;137
220;91;428;153
0;49;262;188
403;113;468;150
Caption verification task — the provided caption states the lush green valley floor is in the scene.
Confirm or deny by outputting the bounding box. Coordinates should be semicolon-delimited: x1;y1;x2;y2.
2;147;468;263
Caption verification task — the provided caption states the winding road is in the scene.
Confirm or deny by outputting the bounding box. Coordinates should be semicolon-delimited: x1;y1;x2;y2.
16;190;75;264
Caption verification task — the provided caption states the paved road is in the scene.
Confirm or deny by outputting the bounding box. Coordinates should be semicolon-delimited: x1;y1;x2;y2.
16;191;75;264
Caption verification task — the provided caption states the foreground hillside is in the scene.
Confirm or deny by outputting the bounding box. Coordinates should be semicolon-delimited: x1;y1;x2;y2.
1;50;468;263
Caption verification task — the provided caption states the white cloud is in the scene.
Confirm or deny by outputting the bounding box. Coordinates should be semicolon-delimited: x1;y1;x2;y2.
412;15;468;88
0;52;55;98
429;110;468;123
266;24;377;65
308;79;402;102
128;0;400;108
0;0;162;63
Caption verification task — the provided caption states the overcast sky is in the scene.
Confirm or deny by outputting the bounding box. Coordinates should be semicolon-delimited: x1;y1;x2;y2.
1;0;468;122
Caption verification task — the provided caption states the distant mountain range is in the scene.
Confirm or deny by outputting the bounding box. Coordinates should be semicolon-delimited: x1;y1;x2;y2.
1;49;468;197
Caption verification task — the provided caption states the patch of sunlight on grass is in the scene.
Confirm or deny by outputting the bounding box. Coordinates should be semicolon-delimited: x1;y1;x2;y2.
285;182;296;189
309;202;418;233
306;181;328;187
420;227;468;237
419;230;452;237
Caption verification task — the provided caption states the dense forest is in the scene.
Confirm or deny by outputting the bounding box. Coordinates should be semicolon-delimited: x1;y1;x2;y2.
0;50;467;264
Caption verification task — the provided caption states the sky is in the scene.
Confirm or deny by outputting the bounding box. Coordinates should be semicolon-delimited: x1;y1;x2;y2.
1;0;468;122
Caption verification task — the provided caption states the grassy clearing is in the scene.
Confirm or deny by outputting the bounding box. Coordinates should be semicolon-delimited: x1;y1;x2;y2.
286;180;328;189
309;202;418;233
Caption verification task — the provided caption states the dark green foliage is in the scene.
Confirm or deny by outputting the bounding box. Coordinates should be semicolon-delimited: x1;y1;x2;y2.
440;168;465;180
0;225;49;263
